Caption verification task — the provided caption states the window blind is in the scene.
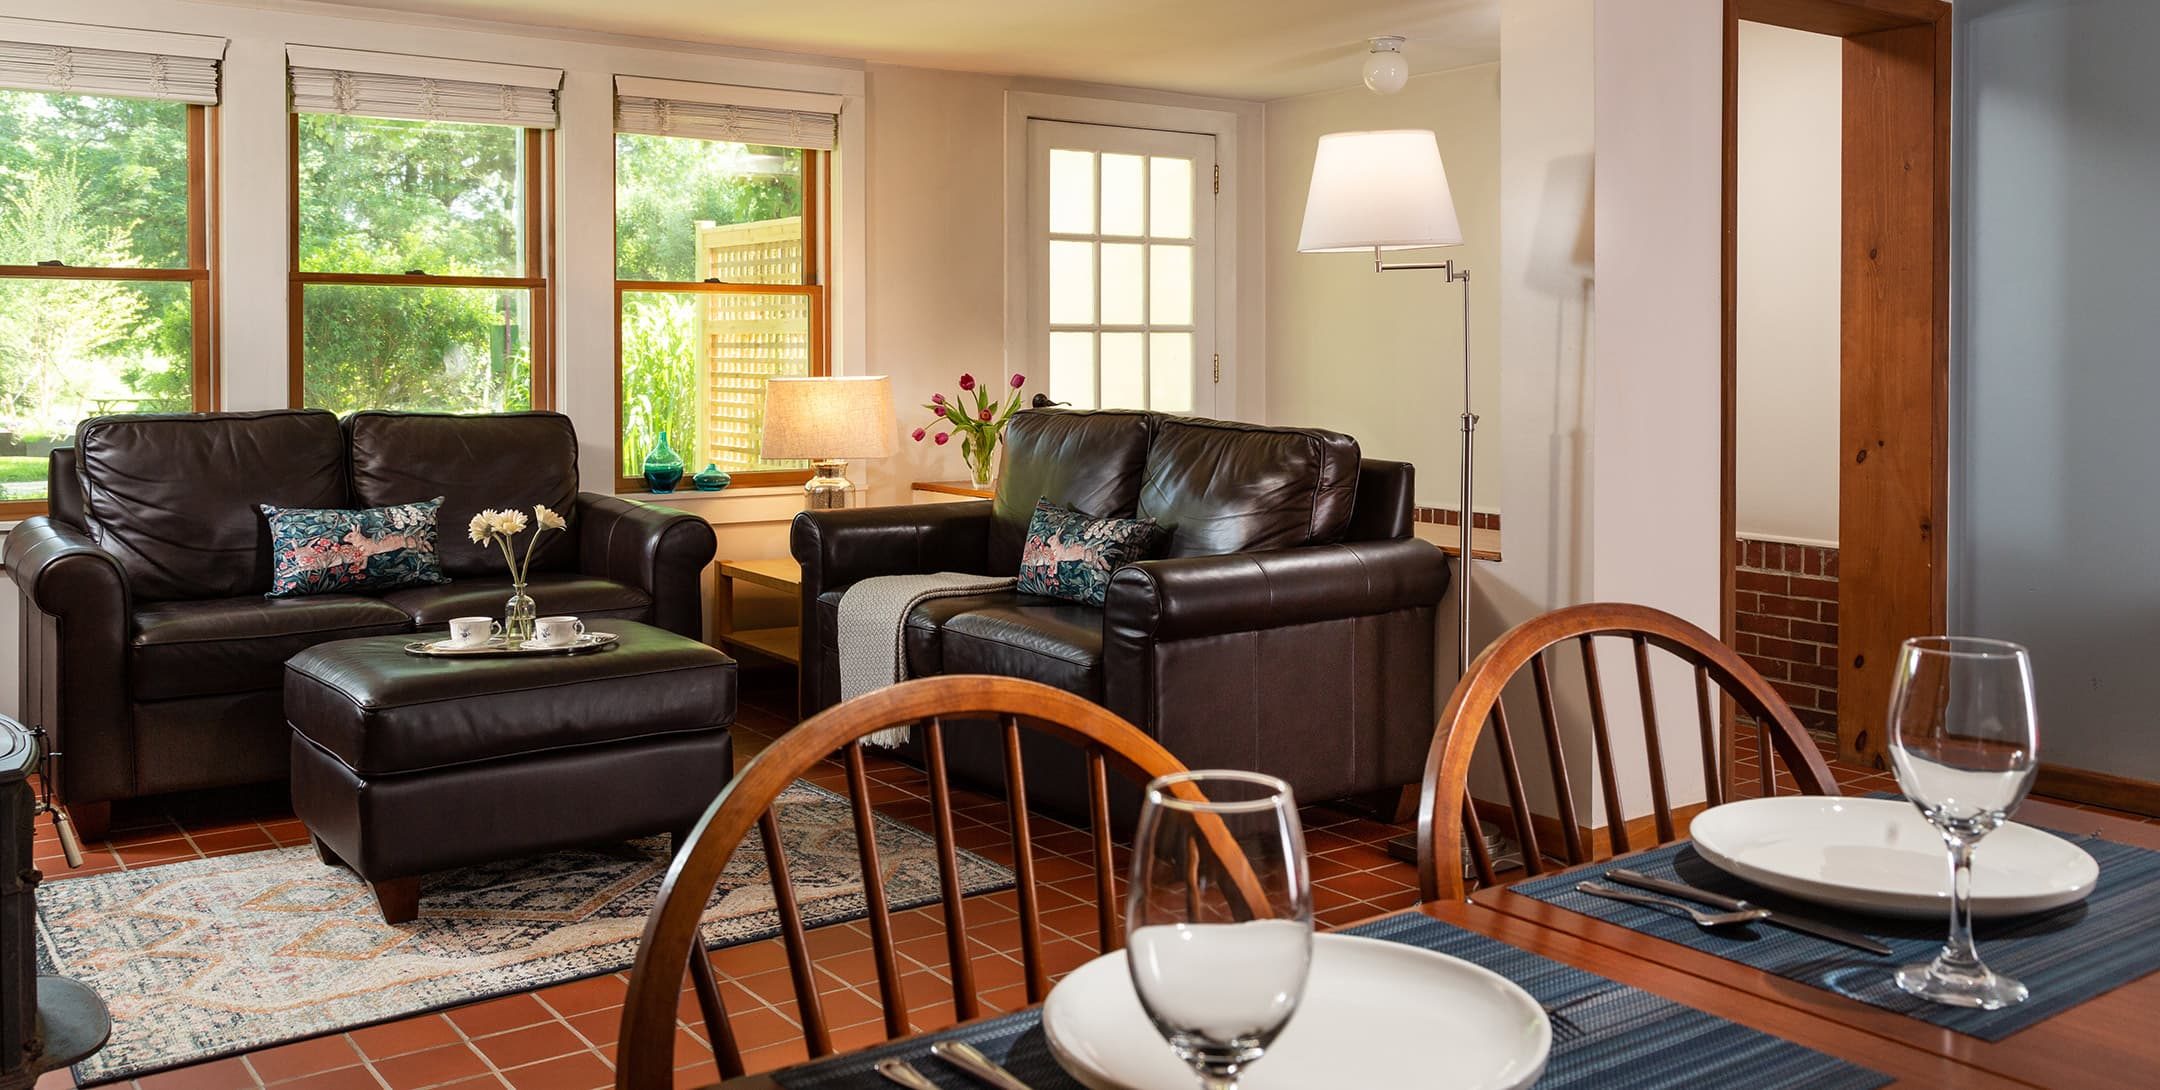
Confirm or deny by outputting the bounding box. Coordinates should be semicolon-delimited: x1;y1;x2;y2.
0;18;224;104
288;46;561;129
614;75;840;151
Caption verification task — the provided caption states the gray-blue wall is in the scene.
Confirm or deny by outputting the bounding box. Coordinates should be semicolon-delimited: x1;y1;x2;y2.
1951;0;2160;780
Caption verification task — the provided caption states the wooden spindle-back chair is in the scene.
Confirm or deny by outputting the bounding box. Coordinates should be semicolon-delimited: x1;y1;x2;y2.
1415;603;1841;902
616;675;1203;1090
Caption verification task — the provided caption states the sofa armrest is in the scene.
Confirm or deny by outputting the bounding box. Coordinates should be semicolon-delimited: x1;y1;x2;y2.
575;493;718;638
790;501;996;593
1104;538;1450;644
6;516;130;623
790;501;995;716
5;516;135;806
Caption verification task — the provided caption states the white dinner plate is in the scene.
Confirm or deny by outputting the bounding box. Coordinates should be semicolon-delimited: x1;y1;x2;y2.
1689;796;2099;919
1041;932;1549;1090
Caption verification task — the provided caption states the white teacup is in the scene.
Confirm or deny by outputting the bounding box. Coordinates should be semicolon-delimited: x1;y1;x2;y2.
446;616;501;648
531;616;586;648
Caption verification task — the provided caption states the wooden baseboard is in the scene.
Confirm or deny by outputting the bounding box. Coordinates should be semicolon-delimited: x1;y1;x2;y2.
2034;763;2160;819
1470;797;1712;865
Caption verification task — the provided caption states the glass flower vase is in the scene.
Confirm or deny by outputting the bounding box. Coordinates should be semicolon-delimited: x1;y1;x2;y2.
504;583;536;646
642;431;686;493
963;431;997;490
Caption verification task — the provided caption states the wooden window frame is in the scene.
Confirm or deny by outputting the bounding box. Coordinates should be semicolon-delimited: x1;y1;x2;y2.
612;144;832;493
0;101;219;522
287;115;556;412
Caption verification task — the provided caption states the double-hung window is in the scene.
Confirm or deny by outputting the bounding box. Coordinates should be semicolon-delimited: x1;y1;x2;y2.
613;77;837;490
288;47;560;415
0;20;223;513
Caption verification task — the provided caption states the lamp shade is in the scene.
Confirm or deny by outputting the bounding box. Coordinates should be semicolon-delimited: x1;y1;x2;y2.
760;376;898;460
1297;129;1462;253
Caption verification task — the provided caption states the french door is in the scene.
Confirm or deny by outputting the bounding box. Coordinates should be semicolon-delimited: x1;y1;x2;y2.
1026;119;1217;415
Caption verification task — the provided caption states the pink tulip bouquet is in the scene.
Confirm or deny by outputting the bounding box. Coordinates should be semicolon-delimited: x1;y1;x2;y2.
912;372;1027;489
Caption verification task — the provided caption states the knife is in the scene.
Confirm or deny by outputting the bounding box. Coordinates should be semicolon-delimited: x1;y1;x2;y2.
932;1041;1039;1090
1605;868;1893;956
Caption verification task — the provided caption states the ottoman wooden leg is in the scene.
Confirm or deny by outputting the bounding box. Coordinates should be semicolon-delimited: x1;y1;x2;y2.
372;877;421;925
312;835;345;868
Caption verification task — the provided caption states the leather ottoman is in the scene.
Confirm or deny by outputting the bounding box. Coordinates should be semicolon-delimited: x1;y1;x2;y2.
284;620;736;923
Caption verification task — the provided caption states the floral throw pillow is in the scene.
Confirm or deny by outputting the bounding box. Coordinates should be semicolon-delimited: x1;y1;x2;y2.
1015;499;1161;607
261;497;452;598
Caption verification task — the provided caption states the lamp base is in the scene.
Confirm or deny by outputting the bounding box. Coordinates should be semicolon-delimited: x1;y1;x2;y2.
803;460;852;510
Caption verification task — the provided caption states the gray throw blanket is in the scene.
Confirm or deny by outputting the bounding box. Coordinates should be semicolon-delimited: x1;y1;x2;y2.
837;571;1017;746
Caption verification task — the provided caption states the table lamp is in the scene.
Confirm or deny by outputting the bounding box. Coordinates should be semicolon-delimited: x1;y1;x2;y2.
1298;128;1478;675
760;376;898;509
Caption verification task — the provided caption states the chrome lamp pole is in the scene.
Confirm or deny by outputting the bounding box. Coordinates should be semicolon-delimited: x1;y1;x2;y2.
1371;250;1476;676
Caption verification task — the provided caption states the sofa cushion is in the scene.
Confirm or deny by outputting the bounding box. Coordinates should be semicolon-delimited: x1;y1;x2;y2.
343;411;580;579
939;600;1104;699
77;409;348;600
990;409;1156;572
132;594;414;701
815;588;1088;682
380;573;652;629
262;497;452;597
1135;418;1361;557
1015;500;1161;607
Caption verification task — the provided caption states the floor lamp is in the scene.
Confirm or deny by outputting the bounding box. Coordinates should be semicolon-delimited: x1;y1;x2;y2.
1297;129;1478;677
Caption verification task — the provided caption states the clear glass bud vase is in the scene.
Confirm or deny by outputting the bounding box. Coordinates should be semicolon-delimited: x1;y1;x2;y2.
504;583;536;645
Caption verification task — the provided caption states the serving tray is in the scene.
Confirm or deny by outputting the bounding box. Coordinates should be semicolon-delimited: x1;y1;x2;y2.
403;632;620;658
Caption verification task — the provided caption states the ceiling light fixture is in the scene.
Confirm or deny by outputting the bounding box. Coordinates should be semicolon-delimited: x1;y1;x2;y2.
1362;36;1409;95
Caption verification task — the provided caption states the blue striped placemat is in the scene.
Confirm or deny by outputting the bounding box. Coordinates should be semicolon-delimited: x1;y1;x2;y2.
1510;832;2160;1041
774;913;1888;1090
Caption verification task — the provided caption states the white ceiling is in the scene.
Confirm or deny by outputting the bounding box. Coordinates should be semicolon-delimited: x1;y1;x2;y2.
298;0;1501;101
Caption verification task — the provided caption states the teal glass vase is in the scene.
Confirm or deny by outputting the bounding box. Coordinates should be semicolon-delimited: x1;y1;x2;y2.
693;463;732;492
642;431;686;493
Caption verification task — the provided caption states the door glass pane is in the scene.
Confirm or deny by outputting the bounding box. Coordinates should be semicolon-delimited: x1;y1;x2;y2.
1049;241;1095;324
1100;153;1145;237
1149;333;1194;413
0;278;193;502
1150;156;1194;240
297;113;525;277
1150;245;1194;325
1101;243;1144;326
301;284;532;415
0;90;191;268
1048;148;1095;234
619;289;813;476
1050;331;1096;409
1100;332;1145;409
616;134;804;283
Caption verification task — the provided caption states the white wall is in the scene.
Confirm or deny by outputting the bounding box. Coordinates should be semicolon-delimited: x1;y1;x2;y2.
1735;21;1841;546
1589;0;1726;814
1263;64;1501;513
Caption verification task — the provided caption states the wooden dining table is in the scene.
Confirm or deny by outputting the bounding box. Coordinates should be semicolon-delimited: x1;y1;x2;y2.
719;798;2152;1089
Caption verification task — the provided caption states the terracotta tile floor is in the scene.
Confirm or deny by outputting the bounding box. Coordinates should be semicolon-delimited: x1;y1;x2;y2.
31;671;2153;1090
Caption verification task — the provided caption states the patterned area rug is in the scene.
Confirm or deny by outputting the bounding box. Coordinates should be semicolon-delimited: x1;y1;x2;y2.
36;782;1012;1086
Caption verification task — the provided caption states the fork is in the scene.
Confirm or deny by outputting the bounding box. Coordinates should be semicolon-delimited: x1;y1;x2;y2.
932;1040;1038;1090
874;1059;942;1090
1575;881;1772;929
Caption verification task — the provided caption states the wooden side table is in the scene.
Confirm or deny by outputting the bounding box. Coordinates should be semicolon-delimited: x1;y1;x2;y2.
909;479;994;503
712;558;802;665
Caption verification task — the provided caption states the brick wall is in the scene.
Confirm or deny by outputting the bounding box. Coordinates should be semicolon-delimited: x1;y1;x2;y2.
1734;537;1839;737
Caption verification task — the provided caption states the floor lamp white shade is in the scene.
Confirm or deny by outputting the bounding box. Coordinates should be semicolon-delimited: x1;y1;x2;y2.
1297;129;1463;252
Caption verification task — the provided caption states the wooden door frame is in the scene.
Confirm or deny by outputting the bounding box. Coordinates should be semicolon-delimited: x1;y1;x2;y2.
1720;0;1952;775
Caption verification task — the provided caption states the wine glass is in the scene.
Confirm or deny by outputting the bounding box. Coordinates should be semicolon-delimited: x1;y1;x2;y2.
1887;635;2040;1010
1125;771;1313;1090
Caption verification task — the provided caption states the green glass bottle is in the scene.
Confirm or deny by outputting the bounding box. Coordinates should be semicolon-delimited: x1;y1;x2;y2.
642;431;686;493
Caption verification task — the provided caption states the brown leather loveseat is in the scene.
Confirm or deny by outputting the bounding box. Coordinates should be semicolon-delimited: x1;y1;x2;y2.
793;409;1450;817
4;409;717;837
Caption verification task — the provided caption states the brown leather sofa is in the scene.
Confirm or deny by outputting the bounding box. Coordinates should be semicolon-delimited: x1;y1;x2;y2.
793;409;1449;818
3;409;718;838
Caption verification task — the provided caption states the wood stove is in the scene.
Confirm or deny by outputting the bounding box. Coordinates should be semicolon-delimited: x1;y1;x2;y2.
1;716;106;1090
